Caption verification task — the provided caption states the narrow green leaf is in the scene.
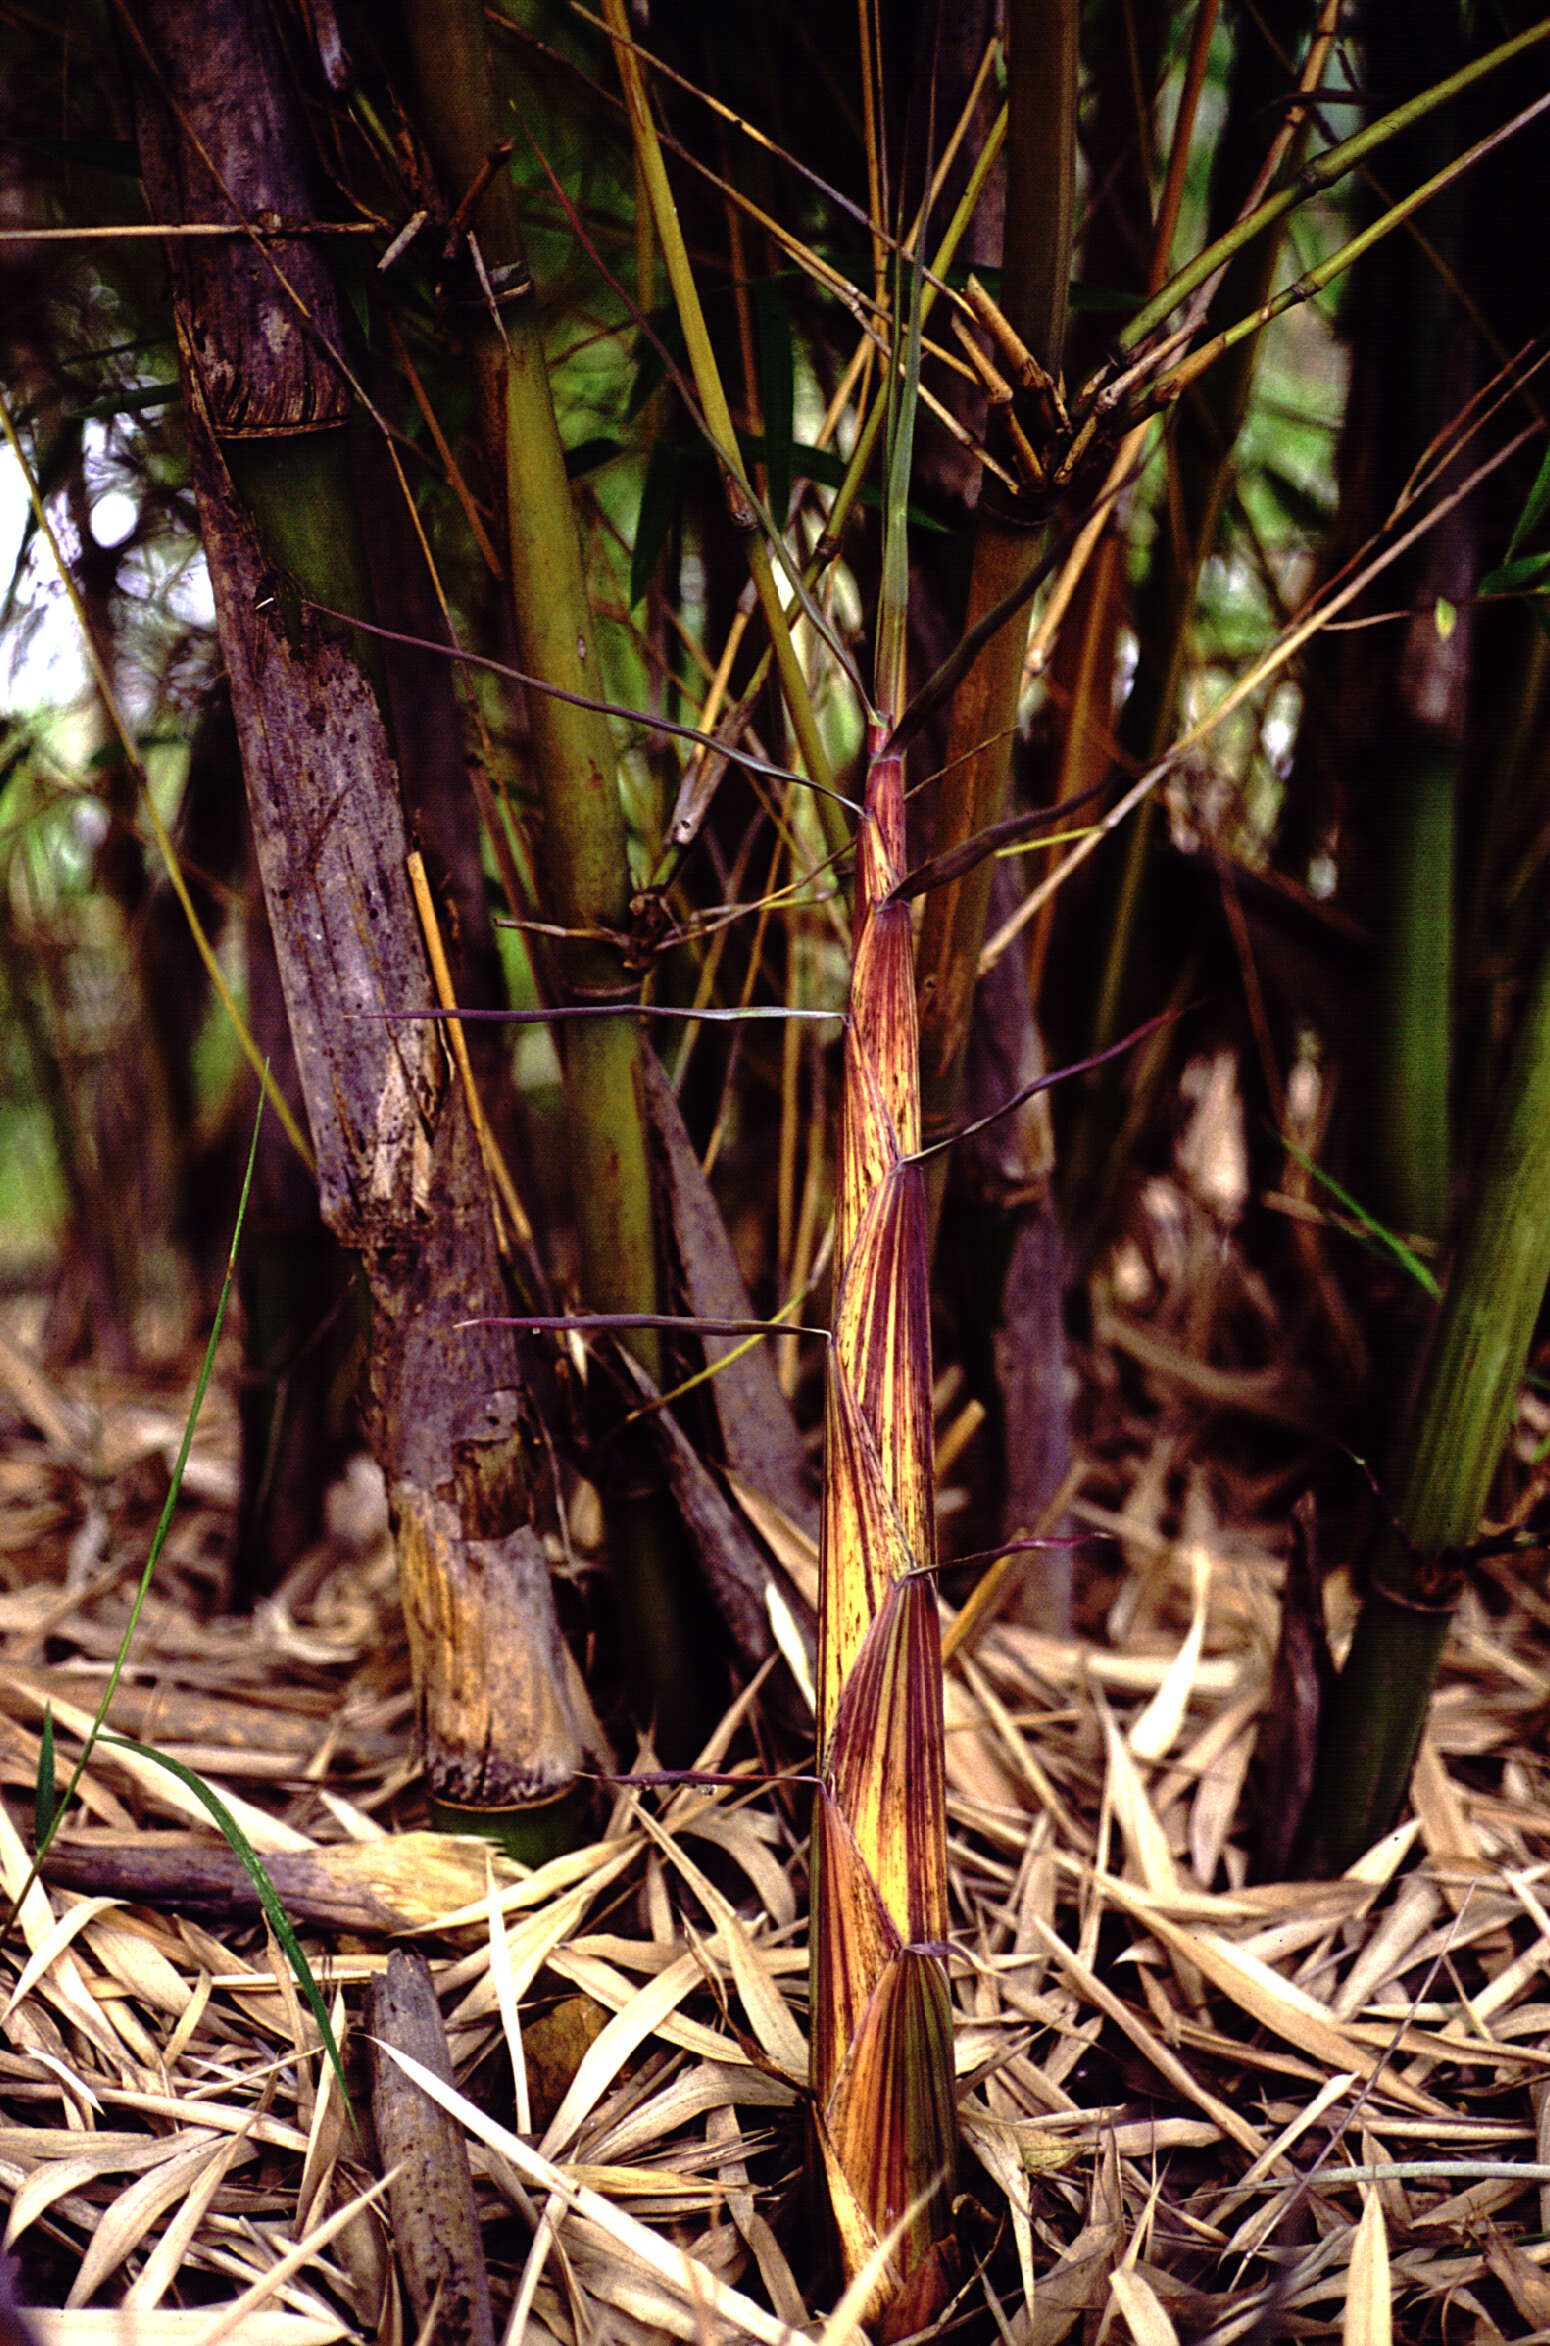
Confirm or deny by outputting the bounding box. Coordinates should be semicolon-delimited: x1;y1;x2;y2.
877;238;926;716
1505;437;1550;558
2;1083;265;1951
1067;279;1145;315
68;382;182;426
753;280;795;527
105;1736;353;2120
625;309;684;421
35;1708;55;1850
631;441;680;608
564;434;625;481
1479;550;1550;597
1280;1133;1441;1298
7;133;140;174
1256;460;1338;535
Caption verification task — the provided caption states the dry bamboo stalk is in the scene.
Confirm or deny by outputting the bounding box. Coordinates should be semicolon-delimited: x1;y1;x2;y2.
810;727;957;2330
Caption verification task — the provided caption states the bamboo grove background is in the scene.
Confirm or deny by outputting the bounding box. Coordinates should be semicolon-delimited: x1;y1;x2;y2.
2;0;1550;2334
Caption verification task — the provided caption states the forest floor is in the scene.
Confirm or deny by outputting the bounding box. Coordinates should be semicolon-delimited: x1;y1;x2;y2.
2;1172;1550;2346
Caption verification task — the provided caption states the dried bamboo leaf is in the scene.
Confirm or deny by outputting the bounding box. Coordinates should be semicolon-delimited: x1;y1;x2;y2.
1101;1711;1181;1901
1480;2220;1550;2327
679;1810;796;1931
728;1474;820;1612
4;2132;220;2255
1344;2188;1392;2346
79;1916;194;2017
1023;1912;1268;2157
1103;1883;1443;2112
374;2042;805;2346
69;2138;254;2308
0;1803;123;2066
1021;2213;1124;2346
3;1898;121;2030
545;1946;760;2073
124;2129;252;2311
1110;2264;1182;2346
641;1049;814;1533
630;1808;807;2078
1129;1544;1211;1761
538;1950;702;2158
617;1348;803;1669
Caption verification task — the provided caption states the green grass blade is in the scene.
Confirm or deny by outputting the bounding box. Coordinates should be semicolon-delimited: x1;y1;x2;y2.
1;1080;265;1949
104;1735;352;2117
1278;1133;1441;1299
34;1708;55;1851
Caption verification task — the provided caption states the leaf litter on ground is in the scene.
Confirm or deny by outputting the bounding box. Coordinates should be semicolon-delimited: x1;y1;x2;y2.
4;1160;1550;2340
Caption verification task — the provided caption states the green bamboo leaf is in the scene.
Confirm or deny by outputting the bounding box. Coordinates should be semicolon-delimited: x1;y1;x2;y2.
630;441;680;608
35;1708;55;1851
8;132;141;174
1505;436;1550;556
625;309;685;421
1479;549;1550;598
1068;280;1144;315
70;382;181;425
753;280;795;527
564;434;625;481
104;1736;353;2118
1255;459;1338;535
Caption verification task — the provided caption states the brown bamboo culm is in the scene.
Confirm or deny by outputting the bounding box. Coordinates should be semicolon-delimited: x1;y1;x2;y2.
810;724;957;2329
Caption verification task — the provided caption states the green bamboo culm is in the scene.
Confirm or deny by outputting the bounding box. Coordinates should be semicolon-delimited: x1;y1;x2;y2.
401;0;658;1367
1304;936;1550;1874
1376;748;1456;1245
404;0;703;1738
